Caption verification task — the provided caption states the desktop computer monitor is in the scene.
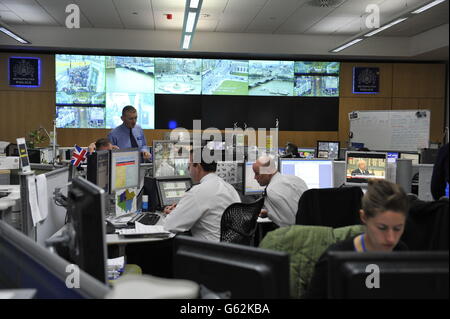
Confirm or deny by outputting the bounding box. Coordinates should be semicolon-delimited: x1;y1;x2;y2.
317;141;340;160
86;150;110;193
243;161;267;196
156;177;192;207
0;220;110;299
279;158;333;189
345;151;387;186
153;140;191;178
386;151;399;163
400;152;420;165
327;251;449;299
109;148;140;193
298;148;316;159
173;235;290;298
66;177;108;284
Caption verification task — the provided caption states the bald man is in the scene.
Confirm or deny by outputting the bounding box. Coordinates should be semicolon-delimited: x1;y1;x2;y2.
253;156;308;227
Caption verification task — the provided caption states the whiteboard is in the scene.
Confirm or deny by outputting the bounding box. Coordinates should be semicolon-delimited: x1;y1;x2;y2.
349;110;430;152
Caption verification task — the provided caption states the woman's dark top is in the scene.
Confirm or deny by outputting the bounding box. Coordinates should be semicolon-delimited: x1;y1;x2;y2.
303;235;408;299
431;143;449;200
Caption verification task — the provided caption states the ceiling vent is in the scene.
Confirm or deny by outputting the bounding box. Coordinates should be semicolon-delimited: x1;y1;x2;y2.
306;0;345;8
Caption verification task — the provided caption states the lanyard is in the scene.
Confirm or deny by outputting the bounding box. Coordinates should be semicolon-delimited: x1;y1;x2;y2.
361;234;367;252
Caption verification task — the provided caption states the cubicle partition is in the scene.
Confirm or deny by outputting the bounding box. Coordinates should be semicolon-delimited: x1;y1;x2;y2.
35;167;69;246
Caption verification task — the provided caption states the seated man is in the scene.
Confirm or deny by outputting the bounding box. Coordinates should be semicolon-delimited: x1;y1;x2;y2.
163;148;241;241
253;155;308;227
88;138;118;154
351;159;372;176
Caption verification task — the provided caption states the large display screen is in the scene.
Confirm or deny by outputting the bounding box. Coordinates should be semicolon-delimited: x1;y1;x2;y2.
55;55;341;129
155;58;202;95
202;59;248;95
248;60;294;96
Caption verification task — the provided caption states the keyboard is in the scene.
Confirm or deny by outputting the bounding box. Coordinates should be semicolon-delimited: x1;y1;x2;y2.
135;213;161;226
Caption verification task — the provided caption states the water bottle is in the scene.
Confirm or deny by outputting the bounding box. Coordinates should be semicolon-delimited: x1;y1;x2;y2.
142;195;149;212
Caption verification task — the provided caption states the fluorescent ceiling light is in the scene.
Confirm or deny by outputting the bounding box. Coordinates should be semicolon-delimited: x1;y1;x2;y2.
190;0;200;9
182;35;192;49
411;0;447;14
331;38;363;53
185;12;197;33
364;17;408;37
0;27;29;44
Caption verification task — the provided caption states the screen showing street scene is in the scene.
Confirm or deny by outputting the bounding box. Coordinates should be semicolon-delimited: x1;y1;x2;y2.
294;76;339;97
105;93;155;129
154;58;202;94
56;55;106;105
294;62;340;75
248;60;294;96
56;107;105;128
105;56;154;93
202;59;249;95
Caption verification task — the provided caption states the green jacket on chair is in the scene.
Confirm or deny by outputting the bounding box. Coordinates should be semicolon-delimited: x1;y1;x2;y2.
259;224;365;299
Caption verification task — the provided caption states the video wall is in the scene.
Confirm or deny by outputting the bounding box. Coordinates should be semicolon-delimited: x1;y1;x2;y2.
55;55;340;129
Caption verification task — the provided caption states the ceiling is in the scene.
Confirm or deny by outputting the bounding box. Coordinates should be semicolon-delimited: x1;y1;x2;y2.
0;0;448;60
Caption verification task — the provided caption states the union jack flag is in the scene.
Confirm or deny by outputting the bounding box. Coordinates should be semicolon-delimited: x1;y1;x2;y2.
71;144;87;167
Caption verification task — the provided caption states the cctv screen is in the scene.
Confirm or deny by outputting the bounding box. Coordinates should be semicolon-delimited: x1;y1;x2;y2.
317;141;340;160
279;159;333;189
346;151;387;184
158;179;192;206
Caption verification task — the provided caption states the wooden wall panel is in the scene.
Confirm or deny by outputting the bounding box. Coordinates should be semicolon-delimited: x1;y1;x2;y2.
393;63;446;98
392;98;420;110
340;62;393;98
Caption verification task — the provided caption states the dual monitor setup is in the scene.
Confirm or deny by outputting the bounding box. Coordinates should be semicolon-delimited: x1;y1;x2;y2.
244;150;390;196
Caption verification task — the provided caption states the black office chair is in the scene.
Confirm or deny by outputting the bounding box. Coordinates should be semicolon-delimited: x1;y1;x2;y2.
220;197;265;246
296;187;363;228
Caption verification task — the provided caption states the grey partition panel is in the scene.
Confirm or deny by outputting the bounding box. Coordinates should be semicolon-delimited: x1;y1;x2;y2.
333;161;346;188
35;167;69;246
418;164;434;201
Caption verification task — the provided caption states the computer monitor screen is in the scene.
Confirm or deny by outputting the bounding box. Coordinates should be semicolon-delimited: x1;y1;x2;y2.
67;177;107;284
153;140;191;178
400;152;420;165
279;158;333;189
317;141;340;160
327;251;449;299
0;220;110;299
156;178;192;207
387;152;399;164
298;148;316;159
345;151;387;185
86;150;110;193
173;235;290;298
244;161;267;196
110;148;140;192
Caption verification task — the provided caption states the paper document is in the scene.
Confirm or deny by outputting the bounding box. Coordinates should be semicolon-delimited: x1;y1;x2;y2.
27;175;44;226
135;222;170;235
35;174;48;220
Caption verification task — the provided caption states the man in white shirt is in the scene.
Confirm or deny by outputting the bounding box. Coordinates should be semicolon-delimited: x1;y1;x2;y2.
163;149;241;241
253;155;308;227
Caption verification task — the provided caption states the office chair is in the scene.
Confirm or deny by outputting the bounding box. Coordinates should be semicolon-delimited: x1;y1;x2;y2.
220;197;265;246
296;187;363;228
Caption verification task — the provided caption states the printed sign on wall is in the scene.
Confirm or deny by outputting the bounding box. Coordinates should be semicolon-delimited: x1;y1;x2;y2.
9;57;41;87
353;67;379;94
